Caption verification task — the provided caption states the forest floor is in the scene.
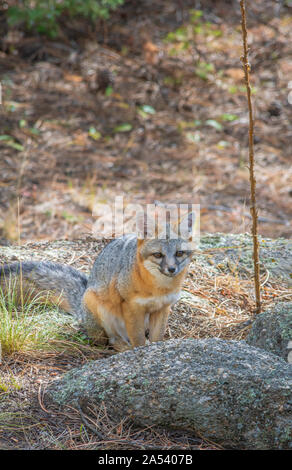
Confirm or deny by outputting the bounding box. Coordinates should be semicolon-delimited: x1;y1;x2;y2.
0;0;291;243
0;234;291;450
0;0;291;451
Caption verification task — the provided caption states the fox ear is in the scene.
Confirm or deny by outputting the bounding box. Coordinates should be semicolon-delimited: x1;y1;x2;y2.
178;211;196;240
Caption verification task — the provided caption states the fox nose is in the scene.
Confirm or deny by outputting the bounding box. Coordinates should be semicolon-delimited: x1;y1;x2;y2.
168;266;176;274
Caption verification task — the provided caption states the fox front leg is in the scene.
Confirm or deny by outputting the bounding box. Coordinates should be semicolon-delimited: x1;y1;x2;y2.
122;302;147;349
149;306;171;343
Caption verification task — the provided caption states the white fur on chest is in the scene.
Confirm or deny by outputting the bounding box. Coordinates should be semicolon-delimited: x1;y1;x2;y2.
135;291;181;312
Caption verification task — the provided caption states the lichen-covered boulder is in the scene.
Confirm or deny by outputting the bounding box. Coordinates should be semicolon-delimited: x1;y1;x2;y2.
46;338;292;449
246;302;292;362
197;234;292;286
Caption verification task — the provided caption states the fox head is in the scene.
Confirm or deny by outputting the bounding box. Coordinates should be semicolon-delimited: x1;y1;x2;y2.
136;205;197;279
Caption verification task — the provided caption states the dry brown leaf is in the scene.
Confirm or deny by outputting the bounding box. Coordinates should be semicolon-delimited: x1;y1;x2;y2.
64;74;83;83
143;40;159;65
225;68;244;82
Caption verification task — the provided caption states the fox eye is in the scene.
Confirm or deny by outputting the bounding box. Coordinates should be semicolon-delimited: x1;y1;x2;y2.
176;251;184;257
152;252;163;259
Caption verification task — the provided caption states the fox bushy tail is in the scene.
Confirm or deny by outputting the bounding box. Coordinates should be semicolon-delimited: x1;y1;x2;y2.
0;261;88;321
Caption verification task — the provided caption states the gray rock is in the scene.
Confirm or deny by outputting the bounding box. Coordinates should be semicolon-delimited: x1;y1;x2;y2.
197;234;292;286
46;338;292;449
246;302;292;362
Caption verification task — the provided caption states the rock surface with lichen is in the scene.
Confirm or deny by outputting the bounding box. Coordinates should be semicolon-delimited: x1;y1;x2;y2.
197;233;292;285
46;337;292;449
246;302;292;362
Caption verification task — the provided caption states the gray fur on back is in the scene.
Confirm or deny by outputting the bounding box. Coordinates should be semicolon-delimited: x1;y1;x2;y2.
87;234;137;294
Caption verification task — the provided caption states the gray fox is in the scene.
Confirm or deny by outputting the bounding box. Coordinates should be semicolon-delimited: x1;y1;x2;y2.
0;209;195;352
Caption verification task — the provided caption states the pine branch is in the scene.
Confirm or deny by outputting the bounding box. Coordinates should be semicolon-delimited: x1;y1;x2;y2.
240;0;261;314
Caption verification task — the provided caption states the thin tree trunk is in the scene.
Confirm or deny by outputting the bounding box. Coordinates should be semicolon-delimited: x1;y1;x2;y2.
240;0;261;314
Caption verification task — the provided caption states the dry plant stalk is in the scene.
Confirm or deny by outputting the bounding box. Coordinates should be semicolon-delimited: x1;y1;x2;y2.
240;0;261;314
